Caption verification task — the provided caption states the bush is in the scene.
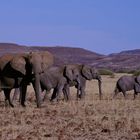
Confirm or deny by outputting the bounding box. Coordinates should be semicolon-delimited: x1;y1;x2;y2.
98;69;114;77
127;70;137;74
117;69;129;73
133;71;140;76
116;70;140;76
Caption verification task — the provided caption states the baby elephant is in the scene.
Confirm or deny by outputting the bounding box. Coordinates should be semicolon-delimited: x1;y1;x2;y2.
114;75;140;99
35;65;79;101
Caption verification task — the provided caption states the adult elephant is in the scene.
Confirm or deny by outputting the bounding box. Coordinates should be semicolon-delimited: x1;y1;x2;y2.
0;53;31;107
0;51;54;107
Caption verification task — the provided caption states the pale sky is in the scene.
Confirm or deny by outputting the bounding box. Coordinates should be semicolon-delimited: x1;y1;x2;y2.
0;0;140;54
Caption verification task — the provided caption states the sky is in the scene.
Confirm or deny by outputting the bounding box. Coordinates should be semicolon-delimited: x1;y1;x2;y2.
0;0;140;54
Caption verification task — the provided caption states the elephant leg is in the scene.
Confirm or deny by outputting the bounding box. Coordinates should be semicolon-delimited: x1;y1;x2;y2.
98;79;102;100
122;91;126;99
12;88;20;102
33;75;42;107
76;88;81;99
77;83;81;98
78;86;85;99
63;85;70;101
42;90;51;102
133;90;138;100
4;89;14;107
134;83;140;99
134;93;136;100
63;88;68;101
31;77;42;107
50;88;57;101
77;80;85;99
42;90;47;101
20;83;27;107
55;86;64;101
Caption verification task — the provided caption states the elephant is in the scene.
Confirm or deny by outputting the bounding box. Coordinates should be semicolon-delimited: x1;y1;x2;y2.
113;75;140;99
33;65;80;102
0;53;30;107
0;51;54;107
42;64;102;101
62;64;102;100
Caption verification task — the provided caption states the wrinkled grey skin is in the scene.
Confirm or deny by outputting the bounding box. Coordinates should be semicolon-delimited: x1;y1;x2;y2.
34;65;80;102
0;51;54;107
63;65;102;100
114;75;140;99
47;64;102;101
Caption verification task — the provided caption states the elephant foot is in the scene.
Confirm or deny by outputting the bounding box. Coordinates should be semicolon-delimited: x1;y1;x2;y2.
78;94;85;100
50;95;60;102
63;97;69;102
50;98;59;104
37;104;41;108
21;103;26;107
5;100;14;108
5;100;9;107
10;103;14;108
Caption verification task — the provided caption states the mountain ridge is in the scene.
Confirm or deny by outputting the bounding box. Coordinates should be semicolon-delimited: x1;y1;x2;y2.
0;43;140;71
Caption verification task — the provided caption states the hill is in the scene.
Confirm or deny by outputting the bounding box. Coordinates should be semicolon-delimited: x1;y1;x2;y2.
31;46;105;65
0;43;29;55
0;43;140;72
94;50;140;72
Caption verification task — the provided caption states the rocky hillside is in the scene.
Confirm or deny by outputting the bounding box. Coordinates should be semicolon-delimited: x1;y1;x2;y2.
0;43;140;72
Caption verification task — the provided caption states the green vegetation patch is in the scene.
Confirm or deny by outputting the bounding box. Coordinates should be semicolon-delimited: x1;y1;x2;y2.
98;69;114;77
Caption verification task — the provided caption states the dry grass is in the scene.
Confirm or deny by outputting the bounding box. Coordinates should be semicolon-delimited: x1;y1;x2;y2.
0;73;140;140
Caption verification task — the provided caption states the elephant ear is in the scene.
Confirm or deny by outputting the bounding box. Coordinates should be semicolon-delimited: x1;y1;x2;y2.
41;51;54;70
64;65;73;81
81;65;92;80
29;52;42;74
64;65;80;81
10;55;26;75
29;51;54;74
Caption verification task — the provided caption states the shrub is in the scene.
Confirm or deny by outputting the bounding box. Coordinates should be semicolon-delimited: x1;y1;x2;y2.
133;71;140;76
117;69;129;73
127;70;137;74
98;69;114;77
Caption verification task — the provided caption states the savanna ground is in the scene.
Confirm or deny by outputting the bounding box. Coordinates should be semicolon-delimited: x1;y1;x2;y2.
0;74;140;140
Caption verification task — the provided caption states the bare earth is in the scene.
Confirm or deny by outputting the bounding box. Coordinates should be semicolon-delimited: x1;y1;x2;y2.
0;74;140;140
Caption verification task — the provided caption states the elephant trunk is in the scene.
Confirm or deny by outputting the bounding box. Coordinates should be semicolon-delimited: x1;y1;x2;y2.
34;74;42;107
98;76;102;100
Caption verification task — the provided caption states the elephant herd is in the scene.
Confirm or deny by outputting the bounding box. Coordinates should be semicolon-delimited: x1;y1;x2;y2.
0;51;102;108
0;50;140;108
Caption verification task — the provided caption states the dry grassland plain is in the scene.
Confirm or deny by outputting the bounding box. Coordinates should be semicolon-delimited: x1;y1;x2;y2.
0;74;140;140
